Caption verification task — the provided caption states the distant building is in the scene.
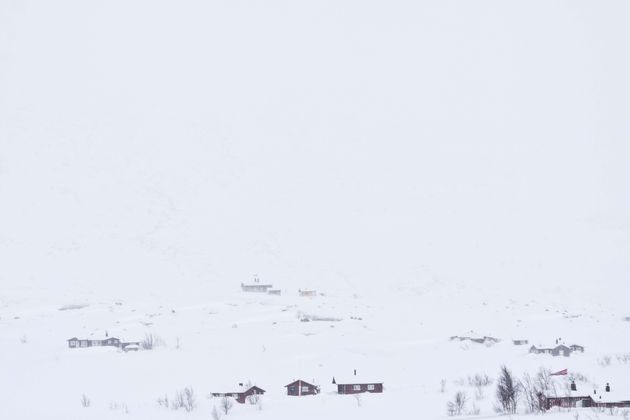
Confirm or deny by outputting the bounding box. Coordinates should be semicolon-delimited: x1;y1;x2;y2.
267;289;282;296
335;372;383;395
241;282;273;293
513;339;529;346
67;337;123;349
570;344;585;353
211;386;265;404
542;394;595;409
450;336;500;345
529;344;582;357
541;384;630;410
299;289;317;297
285;380;319;396
123;344;139;352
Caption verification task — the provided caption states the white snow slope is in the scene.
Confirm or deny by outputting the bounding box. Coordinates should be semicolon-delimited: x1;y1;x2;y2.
1;1;629;419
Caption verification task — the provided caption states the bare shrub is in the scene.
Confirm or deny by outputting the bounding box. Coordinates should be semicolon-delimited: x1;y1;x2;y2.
157;394;169;408
109;401;129;414
141;333;164;350
211;406;222;420
598;356;612;367
468;403;481;415
468;373;492;387
536;367;556;396
20;335;27;344
171;387;196;412
220;396;233;415
440;379;447;393
475;386;484;400
80;394;91;408
617;354;630;364
571;371;588;382
246;393;260;405
354;394;362;407
496;366;520;414
447;391;467;416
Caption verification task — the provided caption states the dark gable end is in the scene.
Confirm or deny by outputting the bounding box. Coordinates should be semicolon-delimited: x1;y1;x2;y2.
285;380;319;396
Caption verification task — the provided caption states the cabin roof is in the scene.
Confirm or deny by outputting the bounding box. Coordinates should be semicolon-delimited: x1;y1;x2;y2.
285;379;316;388
212;385;265;394
336;376;383;385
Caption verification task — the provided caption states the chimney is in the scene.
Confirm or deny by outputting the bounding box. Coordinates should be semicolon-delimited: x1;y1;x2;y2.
606;383;610;393
571;381;577;391
354;369;357;376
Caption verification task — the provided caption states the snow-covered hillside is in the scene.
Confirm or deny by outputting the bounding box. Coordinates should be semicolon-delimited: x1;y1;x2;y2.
1;1;629;419
2;285;630;419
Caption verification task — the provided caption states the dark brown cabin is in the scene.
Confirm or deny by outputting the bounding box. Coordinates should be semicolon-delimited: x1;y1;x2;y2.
285;380;319;396
542;395;594;409
337;382;383;394
212;386;265;404
541;394;630;410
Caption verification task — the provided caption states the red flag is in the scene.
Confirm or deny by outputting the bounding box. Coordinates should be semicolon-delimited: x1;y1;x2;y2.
551;369;568;376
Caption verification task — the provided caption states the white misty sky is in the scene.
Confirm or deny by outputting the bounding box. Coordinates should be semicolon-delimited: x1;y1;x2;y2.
1;1;628;296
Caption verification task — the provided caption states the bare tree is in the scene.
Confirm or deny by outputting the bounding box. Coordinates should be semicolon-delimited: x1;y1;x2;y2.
220;396;233;415
496;366;520;414
157;394;169;408
520;372;543;413
440;379;447;393
447;391;467;416
468;373;492;387
80;394;91;408
141;333;164;350
246;393;260;405
171;387;196;412
211;406;222;420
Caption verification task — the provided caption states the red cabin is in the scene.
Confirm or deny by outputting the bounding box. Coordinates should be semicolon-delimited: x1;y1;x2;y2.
285;380;320;396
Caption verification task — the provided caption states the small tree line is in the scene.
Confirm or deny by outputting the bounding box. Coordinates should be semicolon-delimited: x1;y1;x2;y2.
446;366;558;416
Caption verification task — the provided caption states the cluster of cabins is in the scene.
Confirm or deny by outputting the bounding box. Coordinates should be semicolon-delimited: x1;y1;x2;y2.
529;344;585;357
449;335;587;358
240;280;317;298
67;336;140;352
542;383;630;410
211;373;383;404
450;336;501;345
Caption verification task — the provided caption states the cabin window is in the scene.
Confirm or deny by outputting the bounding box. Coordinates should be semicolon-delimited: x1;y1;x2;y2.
353;385;361;391
367;384;375;391
301;386;309;393
232;394;238;398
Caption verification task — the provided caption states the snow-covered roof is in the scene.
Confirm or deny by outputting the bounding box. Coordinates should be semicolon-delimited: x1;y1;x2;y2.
334;375;383;385
592;390;630;404
285;379;317;387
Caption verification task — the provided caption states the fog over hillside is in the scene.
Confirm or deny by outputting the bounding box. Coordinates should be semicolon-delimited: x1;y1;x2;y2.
1;0;629;301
